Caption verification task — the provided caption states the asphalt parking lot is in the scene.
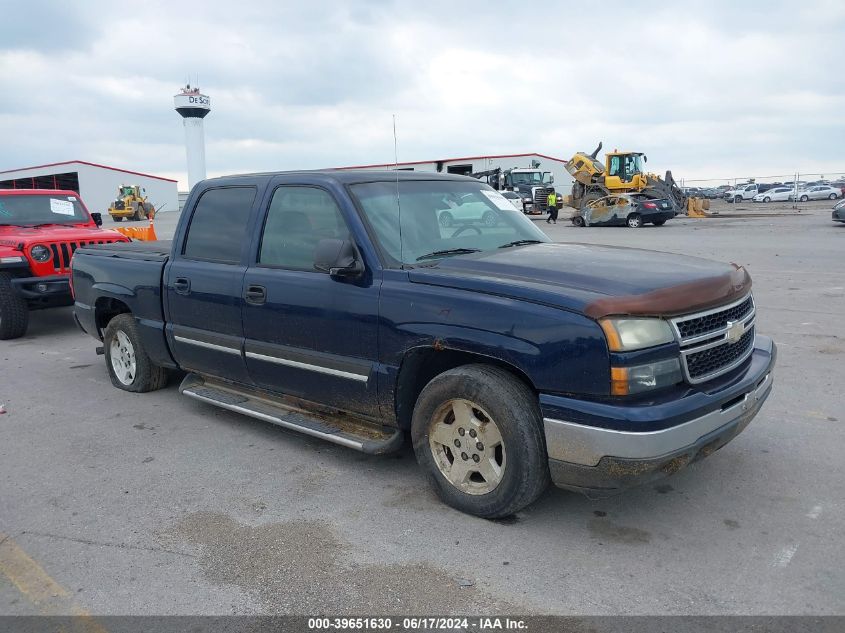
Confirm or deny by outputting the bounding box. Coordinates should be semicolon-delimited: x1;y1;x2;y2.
1;199;843;616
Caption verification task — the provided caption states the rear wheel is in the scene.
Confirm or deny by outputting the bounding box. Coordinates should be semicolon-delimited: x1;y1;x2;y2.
800;195;809;202
830;193;838;200
0;273;29;340
411;365;550;518
103;314;168;392
627;213;643;228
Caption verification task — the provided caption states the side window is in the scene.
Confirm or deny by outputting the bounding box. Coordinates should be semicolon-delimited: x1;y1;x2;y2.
259;186;350;271
608;156;621;176
183;187;256;263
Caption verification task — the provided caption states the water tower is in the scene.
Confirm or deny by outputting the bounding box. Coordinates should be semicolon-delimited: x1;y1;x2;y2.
174;84;211;190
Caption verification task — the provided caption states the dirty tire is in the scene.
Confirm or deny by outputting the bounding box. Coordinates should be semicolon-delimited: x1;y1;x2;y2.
103;314;167;392
627;213;643;228
411;364;550;519
0;273;29;340
571;216;586;227
438;211;454;228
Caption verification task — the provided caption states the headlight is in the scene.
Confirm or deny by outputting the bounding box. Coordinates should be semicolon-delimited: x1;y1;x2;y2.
599;317;675;352
611;358;683;395
30;245;52;262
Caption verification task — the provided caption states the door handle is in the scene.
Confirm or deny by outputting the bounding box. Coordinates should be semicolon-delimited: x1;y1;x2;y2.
173;277;191;294
245;284;266;305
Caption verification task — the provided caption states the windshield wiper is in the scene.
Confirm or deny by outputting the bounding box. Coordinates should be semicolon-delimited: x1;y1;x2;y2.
498;239;543;248
415;247;482;261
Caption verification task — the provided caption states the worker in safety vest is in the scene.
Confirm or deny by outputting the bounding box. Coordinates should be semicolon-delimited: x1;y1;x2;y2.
546;190;558;224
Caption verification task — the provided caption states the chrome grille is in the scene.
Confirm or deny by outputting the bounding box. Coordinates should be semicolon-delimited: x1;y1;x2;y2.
671;294;756;384
533;187;552;211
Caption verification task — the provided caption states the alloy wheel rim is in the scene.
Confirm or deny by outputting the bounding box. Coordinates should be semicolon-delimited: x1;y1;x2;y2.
110;330;137;386
429;398;506;495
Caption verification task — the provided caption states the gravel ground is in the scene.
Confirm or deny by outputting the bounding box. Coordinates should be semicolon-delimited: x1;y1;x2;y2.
0;198;842;616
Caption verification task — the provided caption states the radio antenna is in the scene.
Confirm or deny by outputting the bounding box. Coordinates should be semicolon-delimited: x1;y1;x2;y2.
393;114;404;266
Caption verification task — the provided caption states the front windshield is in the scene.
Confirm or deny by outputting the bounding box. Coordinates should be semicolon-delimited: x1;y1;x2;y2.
0;194;89;225
350;180;550;266
509;171;545;185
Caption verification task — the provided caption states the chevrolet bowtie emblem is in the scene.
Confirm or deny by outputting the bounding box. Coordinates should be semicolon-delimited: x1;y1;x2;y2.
726;319;745;344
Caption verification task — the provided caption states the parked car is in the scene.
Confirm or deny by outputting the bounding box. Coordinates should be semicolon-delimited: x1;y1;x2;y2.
499;190;525;212
752;187;794;203
437;194;501;227
724;183;759;202
0;189;128;339
790;185;841;202
71;171;776;518
832;199;845;223
572;194;675;228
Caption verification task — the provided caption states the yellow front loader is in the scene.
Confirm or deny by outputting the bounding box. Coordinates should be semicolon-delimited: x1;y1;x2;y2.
107;185;155;222
564;142;689;213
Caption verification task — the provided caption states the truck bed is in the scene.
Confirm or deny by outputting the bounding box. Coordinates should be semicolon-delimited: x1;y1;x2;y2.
75;240;172;261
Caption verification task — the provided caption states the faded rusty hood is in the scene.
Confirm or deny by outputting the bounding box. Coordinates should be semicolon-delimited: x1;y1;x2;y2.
407;242;751;318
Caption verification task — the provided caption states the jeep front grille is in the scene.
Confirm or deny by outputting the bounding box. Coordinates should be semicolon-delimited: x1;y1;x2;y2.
46;240;118;273
671;294;756;384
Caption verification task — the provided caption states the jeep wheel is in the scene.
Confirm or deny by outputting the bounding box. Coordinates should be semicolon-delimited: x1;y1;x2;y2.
103;314;167;392
411;365;550;518
0;273;29;340
627;213;643;228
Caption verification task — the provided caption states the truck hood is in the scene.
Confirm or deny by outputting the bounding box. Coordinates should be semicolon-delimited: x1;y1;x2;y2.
407;242;751;318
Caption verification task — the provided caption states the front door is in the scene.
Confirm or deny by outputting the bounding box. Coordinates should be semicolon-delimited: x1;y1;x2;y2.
165;186;258;385
241;183;381;419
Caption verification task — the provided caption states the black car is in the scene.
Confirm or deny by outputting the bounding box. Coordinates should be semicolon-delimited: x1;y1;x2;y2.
572;194;676;228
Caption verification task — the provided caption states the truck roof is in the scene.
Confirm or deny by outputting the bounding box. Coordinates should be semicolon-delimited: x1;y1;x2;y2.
202;170;476;187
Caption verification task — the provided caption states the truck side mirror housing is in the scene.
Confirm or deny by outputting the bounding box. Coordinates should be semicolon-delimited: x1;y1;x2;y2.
549;175;555;184
90;212;103;227
314;239;363;278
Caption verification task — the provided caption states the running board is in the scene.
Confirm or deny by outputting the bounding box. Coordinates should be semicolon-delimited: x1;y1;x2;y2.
179;374;403;455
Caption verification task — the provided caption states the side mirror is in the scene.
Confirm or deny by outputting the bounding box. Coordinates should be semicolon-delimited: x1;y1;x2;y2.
549;174;555;184
90;212;103;227
314;239;363;278
643;155;648;163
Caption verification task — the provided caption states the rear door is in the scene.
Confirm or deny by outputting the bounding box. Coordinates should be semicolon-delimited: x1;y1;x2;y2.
165;185;259;385
241;181;381;419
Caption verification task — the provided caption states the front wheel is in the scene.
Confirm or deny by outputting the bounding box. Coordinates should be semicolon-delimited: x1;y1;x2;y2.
571;216;586;227
103;314;168;392
111;216;123;222
734;196;742;203
800;195;809;202
627;213;643;228
411;365;550;518
763;196;771;202
0;273;29;340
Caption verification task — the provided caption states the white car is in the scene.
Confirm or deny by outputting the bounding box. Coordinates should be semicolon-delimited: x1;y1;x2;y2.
790;185;841;202
752;187;794;202
499;190;526;212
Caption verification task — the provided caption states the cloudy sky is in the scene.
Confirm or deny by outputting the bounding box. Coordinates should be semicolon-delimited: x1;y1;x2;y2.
1;0;843;189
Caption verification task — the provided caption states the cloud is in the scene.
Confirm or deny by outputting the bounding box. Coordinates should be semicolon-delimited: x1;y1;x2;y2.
0;0;843;189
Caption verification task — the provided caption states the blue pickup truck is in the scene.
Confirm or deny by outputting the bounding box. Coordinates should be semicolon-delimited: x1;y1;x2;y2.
71;171;776;517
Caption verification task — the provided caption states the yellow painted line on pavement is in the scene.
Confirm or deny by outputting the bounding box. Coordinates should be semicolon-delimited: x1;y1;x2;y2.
0;533;109;633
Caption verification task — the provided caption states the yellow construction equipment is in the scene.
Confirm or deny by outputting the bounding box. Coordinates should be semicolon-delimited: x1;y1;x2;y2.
564;142;689;213
107;185;155;222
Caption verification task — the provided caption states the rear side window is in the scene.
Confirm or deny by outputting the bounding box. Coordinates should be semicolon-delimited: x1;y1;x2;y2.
183;187;256;263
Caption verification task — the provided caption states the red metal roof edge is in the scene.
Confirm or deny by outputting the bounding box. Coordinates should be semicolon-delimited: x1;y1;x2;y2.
331;152;568;170
0;160;178;183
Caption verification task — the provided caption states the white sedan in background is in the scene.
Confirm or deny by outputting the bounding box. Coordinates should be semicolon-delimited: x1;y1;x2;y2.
752;187;794;202
499;190;526;211
790;185;841;201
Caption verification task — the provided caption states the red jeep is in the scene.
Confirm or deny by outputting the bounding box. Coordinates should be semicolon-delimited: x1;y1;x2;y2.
0;189;129;339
